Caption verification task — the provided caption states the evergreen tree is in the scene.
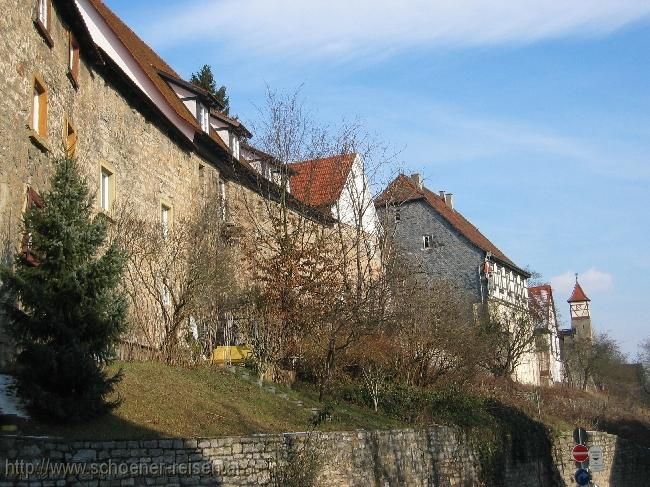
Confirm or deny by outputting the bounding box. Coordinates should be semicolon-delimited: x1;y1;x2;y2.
0;158;127;422
190;64;230;115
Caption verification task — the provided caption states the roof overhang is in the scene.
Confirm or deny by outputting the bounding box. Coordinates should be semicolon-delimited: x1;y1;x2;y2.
157;70;224;110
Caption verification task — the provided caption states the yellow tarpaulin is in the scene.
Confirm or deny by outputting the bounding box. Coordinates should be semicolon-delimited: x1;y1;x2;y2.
211;345;252;365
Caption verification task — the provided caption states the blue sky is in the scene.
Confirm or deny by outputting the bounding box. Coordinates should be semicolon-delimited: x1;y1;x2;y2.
105;0;650;357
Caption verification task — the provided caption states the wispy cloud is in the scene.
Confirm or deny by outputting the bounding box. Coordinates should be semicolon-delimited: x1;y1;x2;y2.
550;268;614;300
143;0;650;59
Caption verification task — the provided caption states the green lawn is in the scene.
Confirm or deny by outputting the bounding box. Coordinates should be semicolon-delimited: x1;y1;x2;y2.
19;361;403;439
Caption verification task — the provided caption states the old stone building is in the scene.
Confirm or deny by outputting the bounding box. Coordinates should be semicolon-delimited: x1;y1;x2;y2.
376;174;542;385
0;0;329;367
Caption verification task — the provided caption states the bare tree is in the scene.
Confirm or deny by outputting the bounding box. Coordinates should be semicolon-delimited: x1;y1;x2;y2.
111;195;238;364
240;87;398;400
640;338;650;395
384;255;482;387
563;332;626;391
478;301;539;379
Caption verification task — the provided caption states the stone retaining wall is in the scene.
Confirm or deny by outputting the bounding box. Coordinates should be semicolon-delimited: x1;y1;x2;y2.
0;427;648;486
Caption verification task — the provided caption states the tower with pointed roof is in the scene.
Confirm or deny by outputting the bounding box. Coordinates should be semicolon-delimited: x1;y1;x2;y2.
568;274;592;342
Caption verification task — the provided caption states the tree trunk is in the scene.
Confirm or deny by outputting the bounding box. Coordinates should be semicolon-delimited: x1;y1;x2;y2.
319;339;336;402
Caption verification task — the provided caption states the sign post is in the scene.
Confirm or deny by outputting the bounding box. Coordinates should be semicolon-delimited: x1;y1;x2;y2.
572;426;590;486
589;445;604;473
572;444;589;463
573;427;588;445
574;468;591;486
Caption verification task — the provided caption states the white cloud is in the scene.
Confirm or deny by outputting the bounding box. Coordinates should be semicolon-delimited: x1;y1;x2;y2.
141;0;650;59
550;268;614;300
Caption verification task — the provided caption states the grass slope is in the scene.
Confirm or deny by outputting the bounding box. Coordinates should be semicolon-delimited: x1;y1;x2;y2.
20;361;403;439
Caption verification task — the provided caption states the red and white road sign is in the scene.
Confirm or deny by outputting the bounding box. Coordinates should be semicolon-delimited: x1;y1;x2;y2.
572;444;589;463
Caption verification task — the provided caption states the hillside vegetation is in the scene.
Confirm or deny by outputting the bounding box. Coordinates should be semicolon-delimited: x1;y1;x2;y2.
18;361;403;440
15;360;650;449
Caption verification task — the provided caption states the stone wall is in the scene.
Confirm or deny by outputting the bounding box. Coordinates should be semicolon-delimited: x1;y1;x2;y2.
1;428;648;486
0;0;324;367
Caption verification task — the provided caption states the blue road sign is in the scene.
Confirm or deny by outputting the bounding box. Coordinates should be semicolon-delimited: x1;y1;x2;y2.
575;468;590;486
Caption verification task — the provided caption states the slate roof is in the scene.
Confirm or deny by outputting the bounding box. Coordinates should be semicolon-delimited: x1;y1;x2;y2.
289;154;356;208
376;174;528;276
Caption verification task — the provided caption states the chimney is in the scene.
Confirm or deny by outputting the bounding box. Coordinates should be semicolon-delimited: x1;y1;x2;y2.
439;191;445;199
410;173;423;190
444;193;454;209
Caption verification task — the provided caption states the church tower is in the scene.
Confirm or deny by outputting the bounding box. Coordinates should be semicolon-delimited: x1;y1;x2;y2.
568;275;592;341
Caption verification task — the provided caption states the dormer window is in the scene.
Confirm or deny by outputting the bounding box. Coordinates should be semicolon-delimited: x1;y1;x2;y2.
229;132;240;159
197;102;209;132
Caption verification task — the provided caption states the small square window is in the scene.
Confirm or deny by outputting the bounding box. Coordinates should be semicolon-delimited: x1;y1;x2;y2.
32;77;47;138
100;166;115;213
68;31;80;86
394;208;401;223
64;118;77;157
423;234;432;249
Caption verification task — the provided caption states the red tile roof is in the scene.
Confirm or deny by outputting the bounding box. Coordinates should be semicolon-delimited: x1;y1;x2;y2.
568;282;590;302
289;154;356;208
85;0;230;154
529;284;552;297
529;284;555;308
376;174;526;275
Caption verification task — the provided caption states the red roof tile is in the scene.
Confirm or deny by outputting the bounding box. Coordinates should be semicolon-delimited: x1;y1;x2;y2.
529;284;552;297
289;154;355;208
568;282;590;303
376;174;526;274
85;0;230;154
529;284;555;307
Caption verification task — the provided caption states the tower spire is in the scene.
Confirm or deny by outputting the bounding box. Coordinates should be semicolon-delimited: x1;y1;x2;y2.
568;275;592;341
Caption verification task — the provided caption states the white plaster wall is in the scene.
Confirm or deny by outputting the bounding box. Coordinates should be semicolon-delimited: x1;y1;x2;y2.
334;155;380;235
209;117;231;146
75;0;195;141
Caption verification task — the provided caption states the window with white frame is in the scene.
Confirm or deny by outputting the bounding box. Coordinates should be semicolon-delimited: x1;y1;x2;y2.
161;203;172;237
197;102;209;132
37;0;49;30
32;77;47;137
423;234;432;249
161;277;171;308
218;178;226;222
270;168;282;185
394;207;401;223
68;31;80;85
229;131;240;159
100;166;115;212
34;0;53;47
